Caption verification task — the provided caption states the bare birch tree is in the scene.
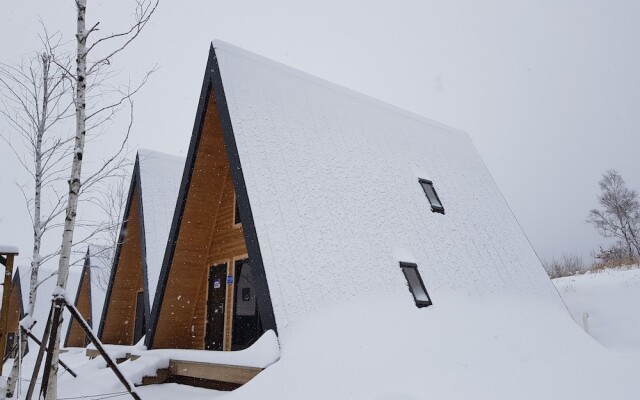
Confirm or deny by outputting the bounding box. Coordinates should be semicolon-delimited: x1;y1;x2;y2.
587;169;640;261
45;1;158;398
0;32;75;397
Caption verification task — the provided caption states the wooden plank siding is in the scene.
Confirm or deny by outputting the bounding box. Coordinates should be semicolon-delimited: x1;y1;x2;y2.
101;187;145;345
153;93;248;349
66;265;92;347
5;277;23;347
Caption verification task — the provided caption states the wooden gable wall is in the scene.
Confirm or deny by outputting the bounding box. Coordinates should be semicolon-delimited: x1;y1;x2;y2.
153;92;248;349
101;186;145;345
6;277;22;337
65;264;92;347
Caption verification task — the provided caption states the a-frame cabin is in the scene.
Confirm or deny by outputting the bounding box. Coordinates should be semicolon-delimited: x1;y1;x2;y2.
65;246;112;348
2;268;26;358
147;49;272;352
99;150;184;346
147;41;563;355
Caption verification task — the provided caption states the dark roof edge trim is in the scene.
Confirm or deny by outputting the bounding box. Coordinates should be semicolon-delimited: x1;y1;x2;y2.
136;162;152;341
97;159;140;339
210;44;278;335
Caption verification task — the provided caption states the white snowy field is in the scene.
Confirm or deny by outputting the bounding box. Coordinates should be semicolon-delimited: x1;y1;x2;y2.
553;265;640;353
4;267;640;399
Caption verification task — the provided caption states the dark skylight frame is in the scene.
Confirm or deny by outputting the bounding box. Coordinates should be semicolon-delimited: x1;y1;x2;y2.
419;178;444;214
400;262;432;308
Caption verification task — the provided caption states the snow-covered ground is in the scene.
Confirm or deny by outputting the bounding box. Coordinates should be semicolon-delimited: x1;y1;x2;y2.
553;266;640;353
4;267;640;399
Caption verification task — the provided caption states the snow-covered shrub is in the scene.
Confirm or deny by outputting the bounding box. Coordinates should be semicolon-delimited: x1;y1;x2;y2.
543;253;586;279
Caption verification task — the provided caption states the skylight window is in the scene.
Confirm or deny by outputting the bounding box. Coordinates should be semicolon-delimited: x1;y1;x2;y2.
400;262;432;308
419;178;444;214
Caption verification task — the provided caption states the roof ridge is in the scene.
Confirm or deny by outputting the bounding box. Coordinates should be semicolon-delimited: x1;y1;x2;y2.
211;40;471;141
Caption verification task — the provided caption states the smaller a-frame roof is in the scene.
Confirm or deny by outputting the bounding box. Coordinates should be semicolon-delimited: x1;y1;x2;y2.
137;149;185;308
18;265;82;344
86;244;112;322
65;245;113;347
99;149;184;343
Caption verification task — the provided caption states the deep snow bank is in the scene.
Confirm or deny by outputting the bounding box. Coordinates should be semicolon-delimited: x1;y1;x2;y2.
227;293;640;400
554;266;640;353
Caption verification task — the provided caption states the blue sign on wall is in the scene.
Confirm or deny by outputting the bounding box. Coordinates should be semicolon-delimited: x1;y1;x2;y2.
227;275;234;284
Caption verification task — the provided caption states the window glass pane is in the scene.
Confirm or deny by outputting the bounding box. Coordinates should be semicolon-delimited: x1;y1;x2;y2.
422;184;442;208
419;179;444;213
400;263;432;307
404;268;430;302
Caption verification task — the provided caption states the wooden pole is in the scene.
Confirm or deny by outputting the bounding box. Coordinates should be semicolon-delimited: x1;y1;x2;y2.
40;298;64;399
25;329;77;377
26;304;54;400
64;301;141;400
0;252;16;372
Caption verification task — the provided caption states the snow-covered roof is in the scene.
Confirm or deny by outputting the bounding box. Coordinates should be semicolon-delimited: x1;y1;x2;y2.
137;149;185;308
0;245;19;254
25;266;82;341
207;40;564;345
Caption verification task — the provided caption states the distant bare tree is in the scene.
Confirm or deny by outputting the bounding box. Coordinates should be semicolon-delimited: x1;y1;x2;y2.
0;31;75;397
593;241;629;269
587;170;640;261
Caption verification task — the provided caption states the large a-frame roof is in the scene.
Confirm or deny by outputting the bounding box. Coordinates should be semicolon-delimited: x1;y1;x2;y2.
149;41;563;348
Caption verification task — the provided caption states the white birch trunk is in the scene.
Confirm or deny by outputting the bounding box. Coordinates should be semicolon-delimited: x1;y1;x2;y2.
6;55;49;398
45;2;87;398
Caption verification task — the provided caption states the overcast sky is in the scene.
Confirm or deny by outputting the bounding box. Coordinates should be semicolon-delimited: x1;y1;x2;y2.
2;0;639;268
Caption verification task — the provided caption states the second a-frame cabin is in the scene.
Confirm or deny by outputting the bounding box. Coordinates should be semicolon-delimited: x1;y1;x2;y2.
99;150;184;345
147;41;563;354
65;245;112;348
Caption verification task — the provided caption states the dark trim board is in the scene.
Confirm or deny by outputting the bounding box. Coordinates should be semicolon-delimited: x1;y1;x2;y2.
146;44;277;348
209;46;277;336
136;158;153;342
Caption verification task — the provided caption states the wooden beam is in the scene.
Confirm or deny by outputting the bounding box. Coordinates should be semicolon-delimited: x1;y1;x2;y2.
64;300;142;400
25;328;77;377
26;305;53;400
40;298;64;399
168;360;262;385
223;260;236;351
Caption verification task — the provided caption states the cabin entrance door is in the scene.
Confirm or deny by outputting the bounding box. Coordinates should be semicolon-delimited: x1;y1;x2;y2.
133;291;146;344
205;262;227;350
